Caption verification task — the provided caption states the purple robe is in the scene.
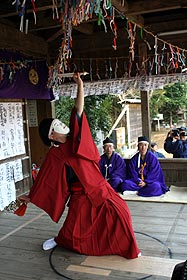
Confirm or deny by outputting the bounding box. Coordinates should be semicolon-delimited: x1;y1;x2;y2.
100;152;126;192
123;151;169;197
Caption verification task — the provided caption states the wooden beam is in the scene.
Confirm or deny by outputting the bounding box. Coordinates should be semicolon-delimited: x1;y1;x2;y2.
111;0;128;14
146;18;187;34
29;24;62;32
124;0;185;15
138;43;148;75
47;28;63;43
46;22;94;43
0;5;58;19
111;0;144;25
72;27;130;55
0;22;48;57
74;23;94;35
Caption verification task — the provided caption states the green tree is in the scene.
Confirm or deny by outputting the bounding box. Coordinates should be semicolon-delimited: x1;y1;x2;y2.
55;95;114;141
149;82;187;126
161;82;187;126
55;96;74;125
149;89;165;119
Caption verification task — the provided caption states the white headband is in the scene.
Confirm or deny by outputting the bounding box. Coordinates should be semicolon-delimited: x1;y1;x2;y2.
138;140;149;145
48;119;70;137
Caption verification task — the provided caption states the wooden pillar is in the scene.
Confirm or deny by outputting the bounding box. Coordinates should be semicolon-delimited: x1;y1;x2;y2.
138;42;151;140
140;90;151;140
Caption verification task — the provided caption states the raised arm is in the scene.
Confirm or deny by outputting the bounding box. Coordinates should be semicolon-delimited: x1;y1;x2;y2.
73;73;84;117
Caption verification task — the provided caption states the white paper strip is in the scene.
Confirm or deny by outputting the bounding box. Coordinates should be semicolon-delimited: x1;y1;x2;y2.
58;72;89;78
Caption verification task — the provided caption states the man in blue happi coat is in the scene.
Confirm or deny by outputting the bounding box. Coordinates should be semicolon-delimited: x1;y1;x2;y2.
99;137;127;193
164;127;187;158
150;142;165;158
122;136;169;197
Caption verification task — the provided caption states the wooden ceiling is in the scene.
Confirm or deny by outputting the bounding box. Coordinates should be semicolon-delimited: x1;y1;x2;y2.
0;0;187;77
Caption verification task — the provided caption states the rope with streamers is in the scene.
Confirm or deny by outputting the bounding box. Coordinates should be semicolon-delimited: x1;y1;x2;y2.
56;0;119;74
11;0;187;81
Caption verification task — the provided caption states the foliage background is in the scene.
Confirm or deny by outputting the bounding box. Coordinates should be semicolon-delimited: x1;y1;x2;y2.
150;82;187;126
55;82;187;145
55;95;120;142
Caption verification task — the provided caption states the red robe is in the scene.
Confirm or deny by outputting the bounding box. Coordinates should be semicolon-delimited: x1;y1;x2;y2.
29;108;140;259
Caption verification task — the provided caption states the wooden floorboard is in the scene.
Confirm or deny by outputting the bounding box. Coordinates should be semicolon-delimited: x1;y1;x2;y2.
0;201;187;280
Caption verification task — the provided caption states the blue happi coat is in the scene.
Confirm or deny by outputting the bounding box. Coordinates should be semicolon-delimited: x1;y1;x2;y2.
164;138;187;158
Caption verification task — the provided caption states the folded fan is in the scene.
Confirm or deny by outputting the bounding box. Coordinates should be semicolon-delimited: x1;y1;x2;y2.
3;199;27;216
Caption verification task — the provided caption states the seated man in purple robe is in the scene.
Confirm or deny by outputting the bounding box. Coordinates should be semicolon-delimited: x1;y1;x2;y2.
122;136;169;197
99;137;126;193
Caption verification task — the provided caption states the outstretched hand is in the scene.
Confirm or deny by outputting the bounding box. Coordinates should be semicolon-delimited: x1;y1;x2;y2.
73;72;83;86
73;72;84;116
18;194;30;204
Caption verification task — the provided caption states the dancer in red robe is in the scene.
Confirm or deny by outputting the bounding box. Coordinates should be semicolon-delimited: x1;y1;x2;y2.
20;73;140;259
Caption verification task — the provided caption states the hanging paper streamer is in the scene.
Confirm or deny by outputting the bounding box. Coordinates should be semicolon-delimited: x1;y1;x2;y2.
109;57;113;78
12;0;19;12
169;44;176;71
89;58;93;81
160;43;167;67
105;59;109;79
96;59;101;80
109;7;117;50
19;0;26;32
174;47;185;70
25;18;29;34
114;58;118;78
31;0;37;24
52;0;59;20
144;39;152;51
154;36;158;75
181;50;186;68
12;0;38;33
128;21;136;62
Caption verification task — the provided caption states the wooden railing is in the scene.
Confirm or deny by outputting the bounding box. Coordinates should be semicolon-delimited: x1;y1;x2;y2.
159;158;187;188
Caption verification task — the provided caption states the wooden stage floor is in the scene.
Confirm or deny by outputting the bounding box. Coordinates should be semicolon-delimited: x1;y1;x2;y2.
0;200;187;280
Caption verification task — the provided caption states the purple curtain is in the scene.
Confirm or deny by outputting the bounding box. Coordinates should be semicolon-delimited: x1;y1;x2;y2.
0;51;53;100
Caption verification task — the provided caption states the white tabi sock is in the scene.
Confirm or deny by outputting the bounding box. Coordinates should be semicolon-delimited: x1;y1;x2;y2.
42;238;57;250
